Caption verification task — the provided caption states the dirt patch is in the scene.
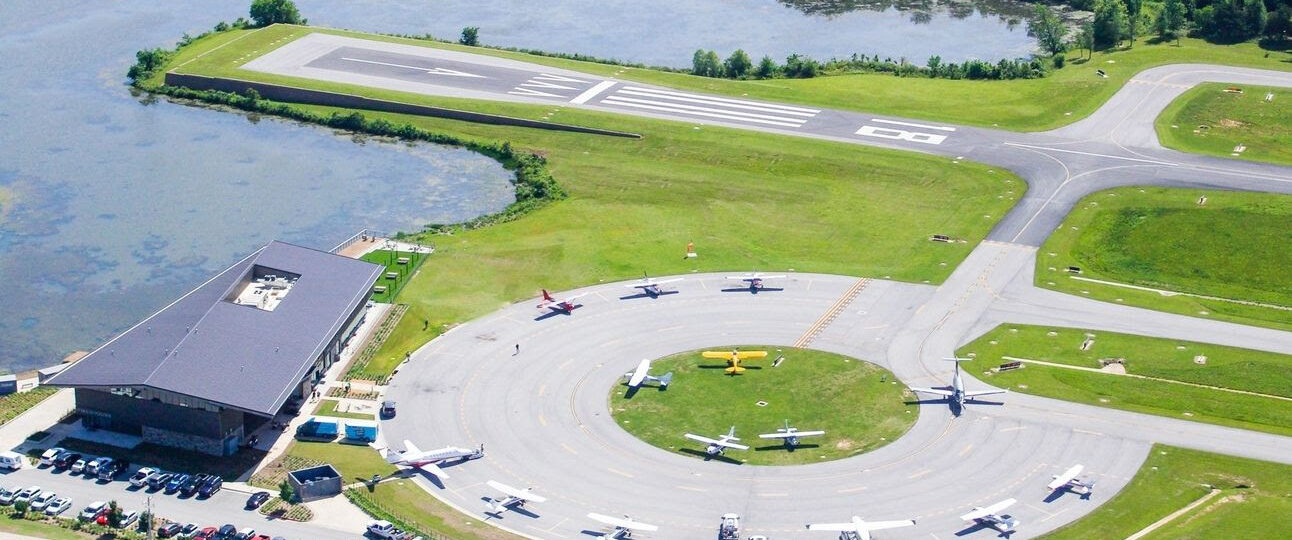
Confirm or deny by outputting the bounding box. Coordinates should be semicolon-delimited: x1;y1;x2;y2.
1216;118;1247;129
1100;363;1127;374
1179;492;1248;527
835;439;855;450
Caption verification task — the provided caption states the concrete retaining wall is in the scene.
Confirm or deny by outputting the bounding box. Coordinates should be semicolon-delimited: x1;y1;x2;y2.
164;72;641;139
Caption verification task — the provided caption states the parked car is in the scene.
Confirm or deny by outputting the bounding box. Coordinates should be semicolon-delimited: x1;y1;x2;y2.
380;400;396;418
0;487;16;505
197;476;223;498
157;522;184;538
98;459;129;481
39;447;66;467
120;510;141;527
176;523;200;538
44;496;72;516
29;491;57;511
217;524;238;538
130;467;158;488
78;500;108;521
85;457;109;477
251;535;272;540
148;471;175;491
166;473;191;494
13;486;42;505
70;458;89;474
233;527;257;540
193;526;218;540
0;451;26;470
245;491;270;509
180;473;209;496
53;452;82;470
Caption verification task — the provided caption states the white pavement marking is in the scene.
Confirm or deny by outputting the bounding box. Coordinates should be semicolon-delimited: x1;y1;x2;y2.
600;98;805;127
855;125;948;145
603;96;810;125
533;73;588;83
339;57;485;78
870;118;957;132
619;86;820;114
1003;142;1176;166
569;80;617;105
521;80;577;90
509;87;563;98
616;88;818;117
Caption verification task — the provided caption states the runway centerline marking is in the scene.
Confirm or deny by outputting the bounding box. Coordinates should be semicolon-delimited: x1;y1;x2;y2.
676;485;707;492
1003;142;1176;166
569;80;617;105
339;57;485;78
870;118;957;132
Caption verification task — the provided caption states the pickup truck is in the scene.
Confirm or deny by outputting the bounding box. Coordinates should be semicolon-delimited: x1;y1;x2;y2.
366;520;409;540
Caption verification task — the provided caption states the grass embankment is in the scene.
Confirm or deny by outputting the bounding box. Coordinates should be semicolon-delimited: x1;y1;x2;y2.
957;324;1292;436
1038;187;1292;331
349;480;516;540
0;387;56;426
314;399;375;420
1041;445;1292;539
362;249;428;304
0;516;95;540
171;25;1292;132
1157;83;1292;166
611;347;915;465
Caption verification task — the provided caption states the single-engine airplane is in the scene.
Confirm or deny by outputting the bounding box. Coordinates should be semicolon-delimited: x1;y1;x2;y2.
379;440;484;480
805;515;917;540
960;498;1020;534
701;349;768;375
910;357;1006;415
726;272;786;292
684;426;749;457
1047;464;1096;498
759;420;825;449
484;480;547;515
624;274;683;297
537;289;589;313
624;359;673;389
587;513;659;539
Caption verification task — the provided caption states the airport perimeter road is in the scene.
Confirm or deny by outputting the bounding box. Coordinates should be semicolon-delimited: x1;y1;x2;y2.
242;33;1292;247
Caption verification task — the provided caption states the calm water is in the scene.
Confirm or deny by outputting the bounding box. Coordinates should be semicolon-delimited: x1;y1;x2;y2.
1;0;1038;373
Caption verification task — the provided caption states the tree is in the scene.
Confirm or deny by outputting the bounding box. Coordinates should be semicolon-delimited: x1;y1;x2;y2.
1027;5;1069;54
1245;0;1269;36
723;49;753;78
691;49;723;77
754;55;778;79
1267;6;1292;41
1156;0;1188;43
279;480;296;503
1093;0;1131;48
249;0;302;27
459;26;479;46
106;500;123;528
1076;22;1096;59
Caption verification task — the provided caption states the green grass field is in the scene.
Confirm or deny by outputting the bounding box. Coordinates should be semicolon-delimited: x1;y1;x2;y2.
0;387;56;426
313;399;375;420
356;480;518;540
0;516;93;540
957;324;1292;436
286;440;395;484
1040;445;1292;539
1037;186;1292;331
1157;83;1292;166
361;249;429;303
611;347;915;465
167;25;1292;132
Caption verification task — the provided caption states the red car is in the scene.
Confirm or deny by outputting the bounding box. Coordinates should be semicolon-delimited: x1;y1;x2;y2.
194;527;219;540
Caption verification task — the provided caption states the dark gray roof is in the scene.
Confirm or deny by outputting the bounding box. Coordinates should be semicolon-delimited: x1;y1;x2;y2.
49;241;382;416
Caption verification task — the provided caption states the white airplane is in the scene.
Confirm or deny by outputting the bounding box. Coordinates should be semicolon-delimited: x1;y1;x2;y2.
484;480;547;514
758;420;825;448
960;498;1020;533
910;357;1006;414
587;513;659;539
379;440;484;480
806;515;917;540
684;426;749;457
624;275;683;297
538;288;590;313
624;359;673;389
727;272;786;291
1047;464;1096;497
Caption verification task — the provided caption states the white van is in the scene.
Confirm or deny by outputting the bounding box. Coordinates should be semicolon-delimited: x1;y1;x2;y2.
0;451;26;470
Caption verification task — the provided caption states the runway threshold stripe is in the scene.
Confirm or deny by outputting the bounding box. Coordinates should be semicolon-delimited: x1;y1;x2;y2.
676;485;707;492
603;95;811;123
615;89;818;117
600;98;805;127
621;86;821;114
569;80;617;105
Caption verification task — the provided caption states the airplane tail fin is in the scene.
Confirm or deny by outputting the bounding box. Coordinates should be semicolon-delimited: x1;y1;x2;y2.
541;289;554;302
379;447;399;464
658;372;673;387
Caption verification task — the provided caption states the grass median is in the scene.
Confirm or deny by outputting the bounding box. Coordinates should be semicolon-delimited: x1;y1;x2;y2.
1037;186;1292;331
1156;83;1292;166
1040;445;1292;539
957;324;1292;436
171;25;1292;132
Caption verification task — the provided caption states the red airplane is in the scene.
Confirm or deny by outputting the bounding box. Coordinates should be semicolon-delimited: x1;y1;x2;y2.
538;289;589;313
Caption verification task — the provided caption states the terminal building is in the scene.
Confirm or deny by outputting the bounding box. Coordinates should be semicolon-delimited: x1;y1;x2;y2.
49;241;382;456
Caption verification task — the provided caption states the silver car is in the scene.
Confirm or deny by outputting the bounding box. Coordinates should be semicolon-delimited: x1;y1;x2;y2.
44;496;72;516
29;491;57;511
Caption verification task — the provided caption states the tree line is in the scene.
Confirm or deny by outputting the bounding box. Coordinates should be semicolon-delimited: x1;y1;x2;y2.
690;48;1050;81
1029;0;1289;58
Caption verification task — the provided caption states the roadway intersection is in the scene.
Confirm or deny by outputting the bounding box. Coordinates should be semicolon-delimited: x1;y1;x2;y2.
242;32;1292;539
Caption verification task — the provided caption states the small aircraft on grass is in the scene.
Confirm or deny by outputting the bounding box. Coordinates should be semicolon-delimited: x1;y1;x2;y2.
624;359;673;390
758;420;825;449
701;349;768;375
805;515;917;540
537;289;589;314
684;426;749;457
960;498;1020;534
910;357;1006;415
379;440;484;480
1047;464;1096;498
623;274;683;297
587;513;659;539
484;480;546;515
726;273;786;293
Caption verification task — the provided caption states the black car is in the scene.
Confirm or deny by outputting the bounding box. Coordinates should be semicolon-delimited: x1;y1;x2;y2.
180;473;210;497
245;491;270;509
380;400;396;418
156;522;183;538
97;459;129;481
197;476;223;498
217;524;237;538
52;452;82;470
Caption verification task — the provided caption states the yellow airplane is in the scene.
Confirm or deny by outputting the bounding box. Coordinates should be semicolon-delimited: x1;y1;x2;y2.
701;350;768;375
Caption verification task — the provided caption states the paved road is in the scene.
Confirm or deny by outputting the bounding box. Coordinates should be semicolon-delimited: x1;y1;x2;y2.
240;31;1292;540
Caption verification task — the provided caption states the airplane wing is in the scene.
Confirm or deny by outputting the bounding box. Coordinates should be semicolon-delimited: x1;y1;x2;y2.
965;389;1007;398
1047;465;1084;490
910;387;954;397
403;439;422;457
684;433;720;445
808;516;915;534
587;513;659;532
960;498;1015;521
734;351;768;359
863;520;917;531
715;439;750;450
806;522;855;532
760;430;826;439
627;359;651;387
487;480;547;503
701;351;733;359
416;462;450;480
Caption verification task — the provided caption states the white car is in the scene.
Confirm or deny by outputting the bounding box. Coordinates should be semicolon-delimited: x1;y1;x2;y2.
129;467;157;488
78;500;108;521
29;491;57;511
44;496;72;516
70;458;89;474
120;510;140;527
0;487;15;505
13;486;42;505
39;447;66;467
233;527;256;540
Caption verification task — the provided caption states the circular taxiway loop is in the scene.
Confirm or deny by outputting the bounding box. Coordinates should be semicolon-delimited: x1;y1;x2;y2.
383;273;1148;540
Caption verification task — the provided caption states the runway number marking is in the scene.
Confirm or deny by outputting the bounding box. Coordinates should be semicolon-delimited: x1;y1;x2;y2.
870;118;957;132
855;125;948;145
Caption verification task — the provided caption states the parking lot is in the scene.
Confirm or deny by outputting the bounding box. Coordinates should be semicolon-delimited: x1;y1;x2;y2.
0;463;358;540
